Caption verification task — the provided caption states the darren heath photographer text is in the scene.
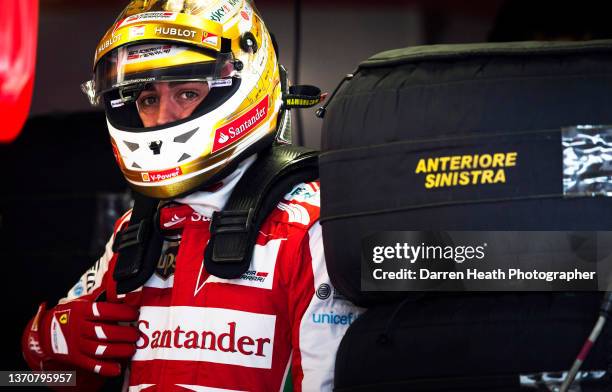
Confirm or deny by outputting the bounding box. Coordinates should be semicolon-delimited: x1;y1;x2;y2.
370;243;596;282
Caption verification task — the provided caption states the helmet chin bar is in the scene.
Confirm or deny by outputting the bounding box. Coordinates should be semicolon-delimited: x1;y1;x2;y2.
126;132;277;200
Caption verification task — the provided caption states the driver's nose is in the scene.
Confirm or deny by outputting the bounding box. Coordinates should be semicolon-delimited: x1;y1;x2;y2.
155;96;181;126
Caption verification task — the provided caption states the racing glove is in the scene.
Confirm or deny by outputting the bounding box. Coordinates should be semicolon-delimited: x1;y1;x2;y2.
22;300;139;377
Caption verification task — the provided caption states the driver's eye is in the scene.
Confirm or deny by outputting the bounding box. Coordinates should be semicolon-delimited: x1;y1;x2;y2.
180;91;199;100
139;95;158;106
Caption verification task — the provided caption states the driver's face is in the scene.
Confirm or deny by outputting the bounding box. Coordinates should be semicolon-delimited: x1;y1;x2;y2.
136;81;210;127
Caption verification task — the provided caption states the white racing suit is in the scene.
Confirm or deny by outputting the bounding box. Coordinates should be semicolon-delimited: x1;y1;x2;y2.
24;157;363;391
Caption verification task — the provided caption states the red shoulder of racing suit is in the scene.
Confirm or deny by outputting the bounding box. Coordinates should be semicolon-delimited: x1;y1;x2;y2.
23;180;364;392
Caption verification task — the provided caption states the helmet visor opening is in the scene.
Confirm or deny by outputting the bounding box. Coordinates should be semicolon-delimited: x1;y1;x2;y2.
82;43;237;106
102;76;241;131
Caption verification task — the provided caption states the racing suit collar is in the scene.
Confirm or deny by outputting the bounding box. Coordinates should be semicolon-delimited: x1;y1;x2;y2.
174;154;257;218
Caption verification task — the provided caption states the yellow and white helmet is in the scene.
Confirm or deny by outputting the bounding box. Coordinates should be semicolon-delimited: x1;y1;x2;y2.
82;0;284;199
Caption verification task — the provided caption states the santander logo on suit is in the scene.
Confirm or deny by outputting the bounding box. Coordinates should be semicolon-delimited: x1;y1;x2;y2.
134;306;276;369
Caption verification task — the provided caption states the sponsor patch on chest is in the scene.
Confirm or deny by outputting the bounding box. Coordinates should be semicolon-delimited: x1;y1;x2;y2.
155;241;179;280
197;238;283;294
134;306;276;369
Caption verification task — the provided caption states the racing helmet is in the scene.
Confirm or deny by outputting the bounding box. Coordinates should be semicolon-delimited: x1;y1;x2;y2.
82;0;284;199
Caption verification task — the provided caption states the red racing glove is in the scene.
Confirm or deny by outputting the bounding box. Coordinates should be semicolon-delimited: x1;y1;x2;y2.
22;300;139;377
